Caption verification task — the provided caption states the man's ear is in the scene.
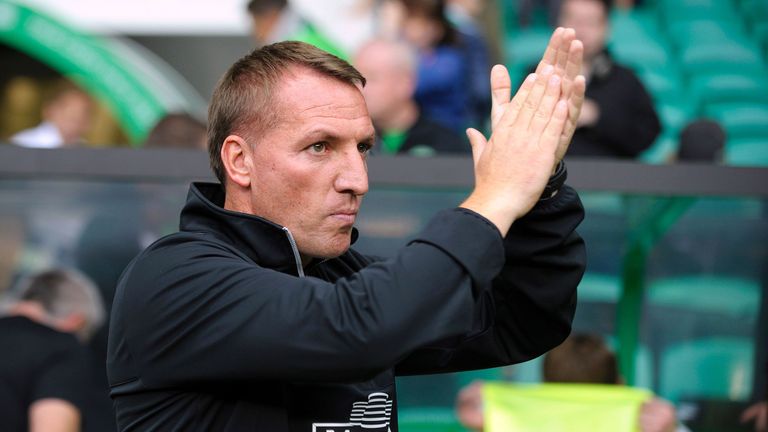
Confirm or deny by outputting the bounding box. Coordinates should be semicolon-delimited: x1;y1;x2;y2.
221;134;252;188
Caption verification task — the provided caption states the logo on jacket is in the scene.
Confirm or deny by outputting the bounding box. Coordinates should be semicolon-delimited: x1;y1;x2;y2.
312;392;393;432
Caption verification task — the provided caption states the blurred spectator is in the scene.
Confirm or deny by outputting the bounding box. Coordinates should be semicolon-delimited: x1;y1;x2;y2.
553;0;660;159
675;119;725;163
247;0;305;46
396;0;471;132
456;333;688;432
246;0;347;59
355;38;468;155
143;113;206;150
10;80;93;149
446;0;492;128
0;268;106;432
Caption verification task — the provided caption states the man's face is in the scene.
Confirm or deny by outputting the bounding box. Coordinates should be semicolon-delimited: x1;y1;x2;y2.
46;91;92;145
245;68;375;262
558;0;608;60
354;43;413;124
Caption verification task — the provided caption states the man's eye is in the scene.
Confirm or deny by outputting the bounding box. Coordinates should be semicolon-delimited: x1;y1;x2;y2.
357;142;372;154
310;142;327;153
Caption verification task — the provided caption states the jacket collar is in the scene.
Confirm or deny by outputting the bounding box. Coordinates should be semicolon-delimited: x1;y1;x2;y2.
179;182;357;276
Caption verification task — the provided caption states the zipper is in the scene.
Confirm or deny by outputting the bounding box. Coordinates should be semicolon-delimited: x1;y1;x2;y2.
281;227;305;277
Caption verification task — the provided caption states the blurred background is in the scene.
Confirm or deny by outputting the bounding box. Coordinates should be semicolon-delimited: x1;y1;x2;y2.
0;0;766;431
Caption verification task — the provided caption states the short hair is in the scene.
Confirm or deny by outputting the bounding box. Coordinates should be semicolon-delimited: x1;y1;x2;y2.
543;333;619;385
399;0;460;46
144;113;206;149
42;79;89;109
11;268;105;341
207;41;366;186
246;0;287;15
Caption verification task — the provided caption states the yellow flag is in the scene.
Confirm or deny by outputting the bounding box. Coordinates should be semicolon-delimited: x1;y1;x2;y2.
483;383;652;432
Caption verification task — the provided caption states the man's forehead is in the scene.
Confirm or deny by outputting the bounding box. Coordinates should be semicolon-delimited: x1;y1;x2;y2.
273;67;370;124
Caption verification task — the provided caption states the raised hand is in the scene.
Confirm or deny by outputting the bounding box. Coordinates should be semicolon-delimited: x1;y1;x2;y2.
460;28;585;236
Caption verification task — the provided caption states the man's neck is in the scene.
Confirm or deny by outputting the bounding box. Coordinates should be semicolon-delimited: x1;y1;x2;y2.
377;101;419;133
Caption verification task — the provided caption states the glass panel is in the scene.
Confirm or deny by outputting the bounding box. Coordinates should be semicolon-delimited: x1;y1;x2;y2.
0;178;764;432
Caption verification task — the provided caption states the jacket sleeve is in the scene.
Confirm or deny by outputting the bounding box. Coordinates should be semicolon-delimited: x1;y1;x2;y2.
395;185;586;375
115;208;505;387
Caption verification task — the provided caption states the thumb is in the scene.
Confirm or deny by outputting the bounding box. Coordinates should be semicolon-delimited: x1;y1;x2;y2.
466;128;488;165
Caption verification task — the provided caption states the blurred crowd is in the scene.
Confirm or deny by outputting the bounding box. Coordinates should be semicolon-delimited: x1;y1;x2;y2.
0;0;730;163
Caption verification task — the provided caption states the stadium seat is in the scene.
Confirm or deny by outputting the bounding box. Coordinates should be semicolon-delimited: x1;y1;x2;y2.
657;102;694;136
504;29;550;71
647;276;761;317
659;337;754;402
679;43;766;75
640;132;678;163
703;103;768;140
666;19;749;49
638;67;686;105
658;0;741;22
726;139;768;166
688;73;768;106
398;407;464;432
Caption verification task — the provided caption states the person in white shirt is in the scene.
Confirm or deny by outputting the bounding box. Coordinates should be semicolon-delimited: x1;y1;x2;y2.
11;81;93;149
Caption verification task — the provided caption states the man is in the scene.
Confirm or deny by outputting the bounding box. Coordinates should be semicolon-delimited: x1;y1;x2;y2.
456;334;686;432
0;268;106;432
108;28;587;431
555;0;660;158
354;38;467;155
10;80;93;149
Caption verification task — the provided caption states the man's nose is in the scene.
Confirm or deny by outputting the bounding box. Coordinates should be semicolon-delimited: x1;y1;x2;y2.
334;148;369;196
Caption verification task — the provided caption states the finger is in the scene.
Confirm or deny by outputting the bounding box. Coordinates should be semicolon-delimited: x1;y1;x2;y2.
490;64;512;129
562;39;583;100
541;100;569;150
555;28;576;75
758;410;767;431
536;27;563;73
466;128;488;166
496;72;537;130
513;65;555;129
560;75;586;144
528;73;561;134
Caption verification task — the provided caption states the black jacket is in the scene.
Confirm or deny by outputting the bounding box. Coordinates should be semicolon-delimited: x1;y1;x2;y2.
107;181;586;431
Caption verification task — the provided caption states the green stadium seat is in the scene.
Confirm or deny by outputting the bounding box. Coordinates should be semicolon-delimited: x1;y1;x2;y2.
703;103;768;140
658;0;740;19
679;43;766;75
726;139;768;166
638;67;686;105
640;132;678;163
504;28;551;71
647;276;760;317
740;0;768;23
666;19;750;49
689;73;768;106
660;337;753;402
610;40;671;70
578;272;622;303
398;407;465;432
657;102;694;136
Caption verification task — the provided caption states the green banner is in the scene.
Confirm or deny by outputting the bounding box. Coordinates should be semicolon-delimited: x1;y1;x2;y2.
0;1;166;142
